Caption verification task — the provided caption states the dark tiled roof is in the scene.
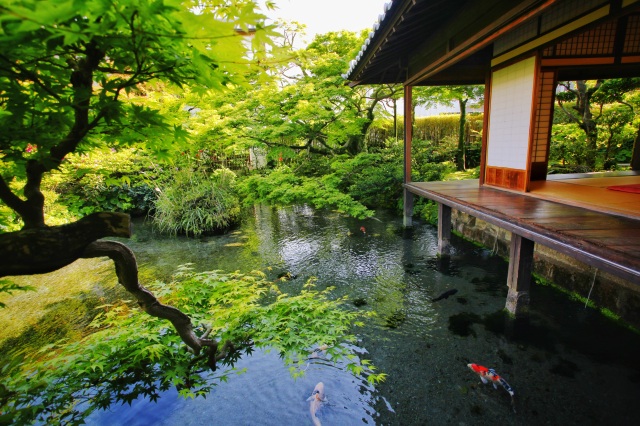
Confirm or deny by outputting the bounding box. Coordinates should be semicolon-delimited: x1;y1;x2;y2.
343;0;464;84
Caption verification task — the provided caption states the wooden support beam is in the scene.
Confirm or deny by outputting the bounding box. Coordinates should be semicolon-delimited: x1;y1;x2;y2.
403;85;413;184
505;233;535;317
438;203;452;256
403;85;413;228
404;188;414;228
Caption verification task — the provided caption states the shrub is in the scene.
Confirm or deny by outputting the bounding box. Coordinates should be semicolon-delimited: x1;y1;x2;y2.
237;166;373;219
412;137;457;164
154;168;240;236
549;123;591;172
366;114;484;153
330;153;404;210
413;161;453;183
45;148;160;218
413;199;439;225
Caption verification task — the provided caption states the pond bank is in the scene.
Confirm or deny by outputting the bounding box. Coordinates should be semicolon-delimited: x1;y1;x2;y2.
451;209;640;329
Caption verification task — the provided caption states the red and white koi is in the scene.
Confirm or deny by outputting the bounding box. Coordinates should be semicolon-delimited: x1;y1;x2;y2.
467;363;516;412
306;382;327;426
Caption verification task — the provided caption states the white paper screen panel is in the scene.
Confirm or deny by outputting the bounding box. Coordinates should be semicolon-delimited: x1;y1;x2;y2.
487;56;536;170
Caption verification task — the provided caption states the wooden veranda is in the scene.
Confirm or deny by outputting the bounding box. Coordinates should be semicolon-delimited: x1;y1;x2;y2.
405;172;640;315
346;0;640;319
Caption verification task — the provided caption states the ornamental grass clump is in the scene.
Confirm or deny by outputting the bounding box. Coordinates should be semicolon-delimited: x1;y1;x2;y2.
154;168;240;236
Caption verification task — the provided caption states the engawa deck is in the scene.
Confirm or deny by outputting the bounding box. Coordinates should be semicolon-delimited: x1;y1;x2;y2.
405;179;640;286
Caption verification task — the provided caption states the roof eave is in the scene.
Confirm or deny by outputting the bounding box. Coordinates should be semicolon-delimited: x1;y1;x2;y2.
344;0;413;83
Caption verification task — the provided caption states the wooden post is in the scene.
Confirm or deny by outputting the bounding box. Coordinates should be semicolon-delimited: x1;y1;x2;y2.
438;203;451;256
403;85;413;227
404;188;414;228
403;85;413;184
479;72;491;185
505;233;534;317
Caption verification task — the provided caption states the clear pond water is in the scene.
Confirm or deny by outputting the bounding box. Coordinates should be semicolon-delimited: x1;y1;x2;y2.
9;205;640;425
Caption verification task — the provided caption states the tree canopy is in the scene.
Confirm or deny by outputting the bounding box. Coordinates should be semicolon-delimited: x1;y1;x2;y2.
0;2;385;422
0;0;278;229
555;79;640;170
212;30;400;157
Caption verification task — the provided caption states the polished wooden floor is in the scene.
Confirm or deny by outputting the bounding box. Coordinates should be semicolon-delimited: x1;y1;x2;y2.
531;172;640;219
405;173;640;284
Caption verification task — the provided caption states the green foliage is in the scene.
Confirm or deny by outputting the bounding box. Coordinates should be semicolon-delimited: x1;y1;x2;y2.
0;0;277;227
0;198;20;232
330;153;403;210
553;80;640;171
368;115;483;151
154;168;241;236
217;30;398;157
237;145;457;218
53;148;158;215
413;161;454;183
367;115;484;168
551;101;637;172
549;123;591;172
291;153;335;178
414;200;440;226
412;136;458;164
598;104;637;168
238;166;374;219
0;267;383;424
413;85;485;112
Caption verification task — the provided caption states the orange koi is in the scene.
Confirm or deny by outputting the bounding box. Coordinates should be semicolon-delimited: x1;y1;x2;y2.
467;363;516;412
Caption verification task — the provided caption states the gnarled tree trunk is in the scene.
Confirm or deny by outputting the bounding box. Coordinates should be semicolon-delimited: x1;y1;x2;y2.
0;212;230;369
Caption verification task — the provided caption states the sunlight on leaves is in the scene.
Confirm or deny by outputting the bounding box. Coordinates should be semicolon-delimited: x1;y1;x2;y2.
0;267;383;424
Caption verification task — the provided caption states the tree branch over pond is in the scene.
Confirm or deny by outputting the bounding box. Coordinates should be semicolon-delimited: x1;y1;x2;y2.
80;239;233;369
0;0;273;360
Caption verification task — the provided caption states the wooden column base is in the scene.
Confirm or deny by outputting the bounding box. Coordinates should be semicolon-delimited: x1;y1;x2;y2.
506;288;531;317
505;233;534;317
403;188;414;228
438;203;452;256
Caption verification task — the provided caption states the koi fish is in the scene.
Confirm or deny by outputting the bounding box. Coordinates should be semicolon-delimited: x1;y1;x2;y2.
360;226;366;234
306;382;327;426
467;363;516;412
309;344;329;359
431;289;458;302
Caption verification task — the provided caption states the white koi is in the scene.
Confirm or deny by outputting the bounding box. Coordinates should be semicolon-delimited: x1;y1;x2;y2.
306;382;327;426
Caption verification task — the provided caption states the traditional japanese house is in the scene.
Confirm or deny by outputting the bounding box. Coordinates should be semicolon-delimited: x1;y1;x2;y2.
345;0;640;323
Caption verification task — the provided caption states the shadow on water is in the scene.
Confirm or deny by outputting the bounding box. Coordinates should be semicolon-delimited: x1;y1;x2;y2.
3;205;640;425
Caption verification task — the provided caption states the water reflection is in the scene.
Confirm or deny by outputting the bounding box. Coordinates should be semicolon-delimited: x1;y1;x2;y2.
8;205;640;425
86;347;379;426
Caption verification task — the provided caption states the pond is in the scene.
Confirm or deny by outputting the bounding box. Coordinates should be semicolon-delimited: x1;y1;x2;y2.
4;205;640;425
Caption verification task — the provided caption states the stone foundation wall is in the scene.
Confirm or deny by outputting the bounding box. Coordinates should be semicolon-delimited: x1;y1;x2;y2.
451;210;640;329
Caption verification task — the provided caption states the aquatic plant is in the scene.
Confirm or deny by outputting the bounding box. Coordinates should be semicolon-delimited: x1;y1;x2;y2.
532;274;639;334
370;267;407;328
0;267;385;424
